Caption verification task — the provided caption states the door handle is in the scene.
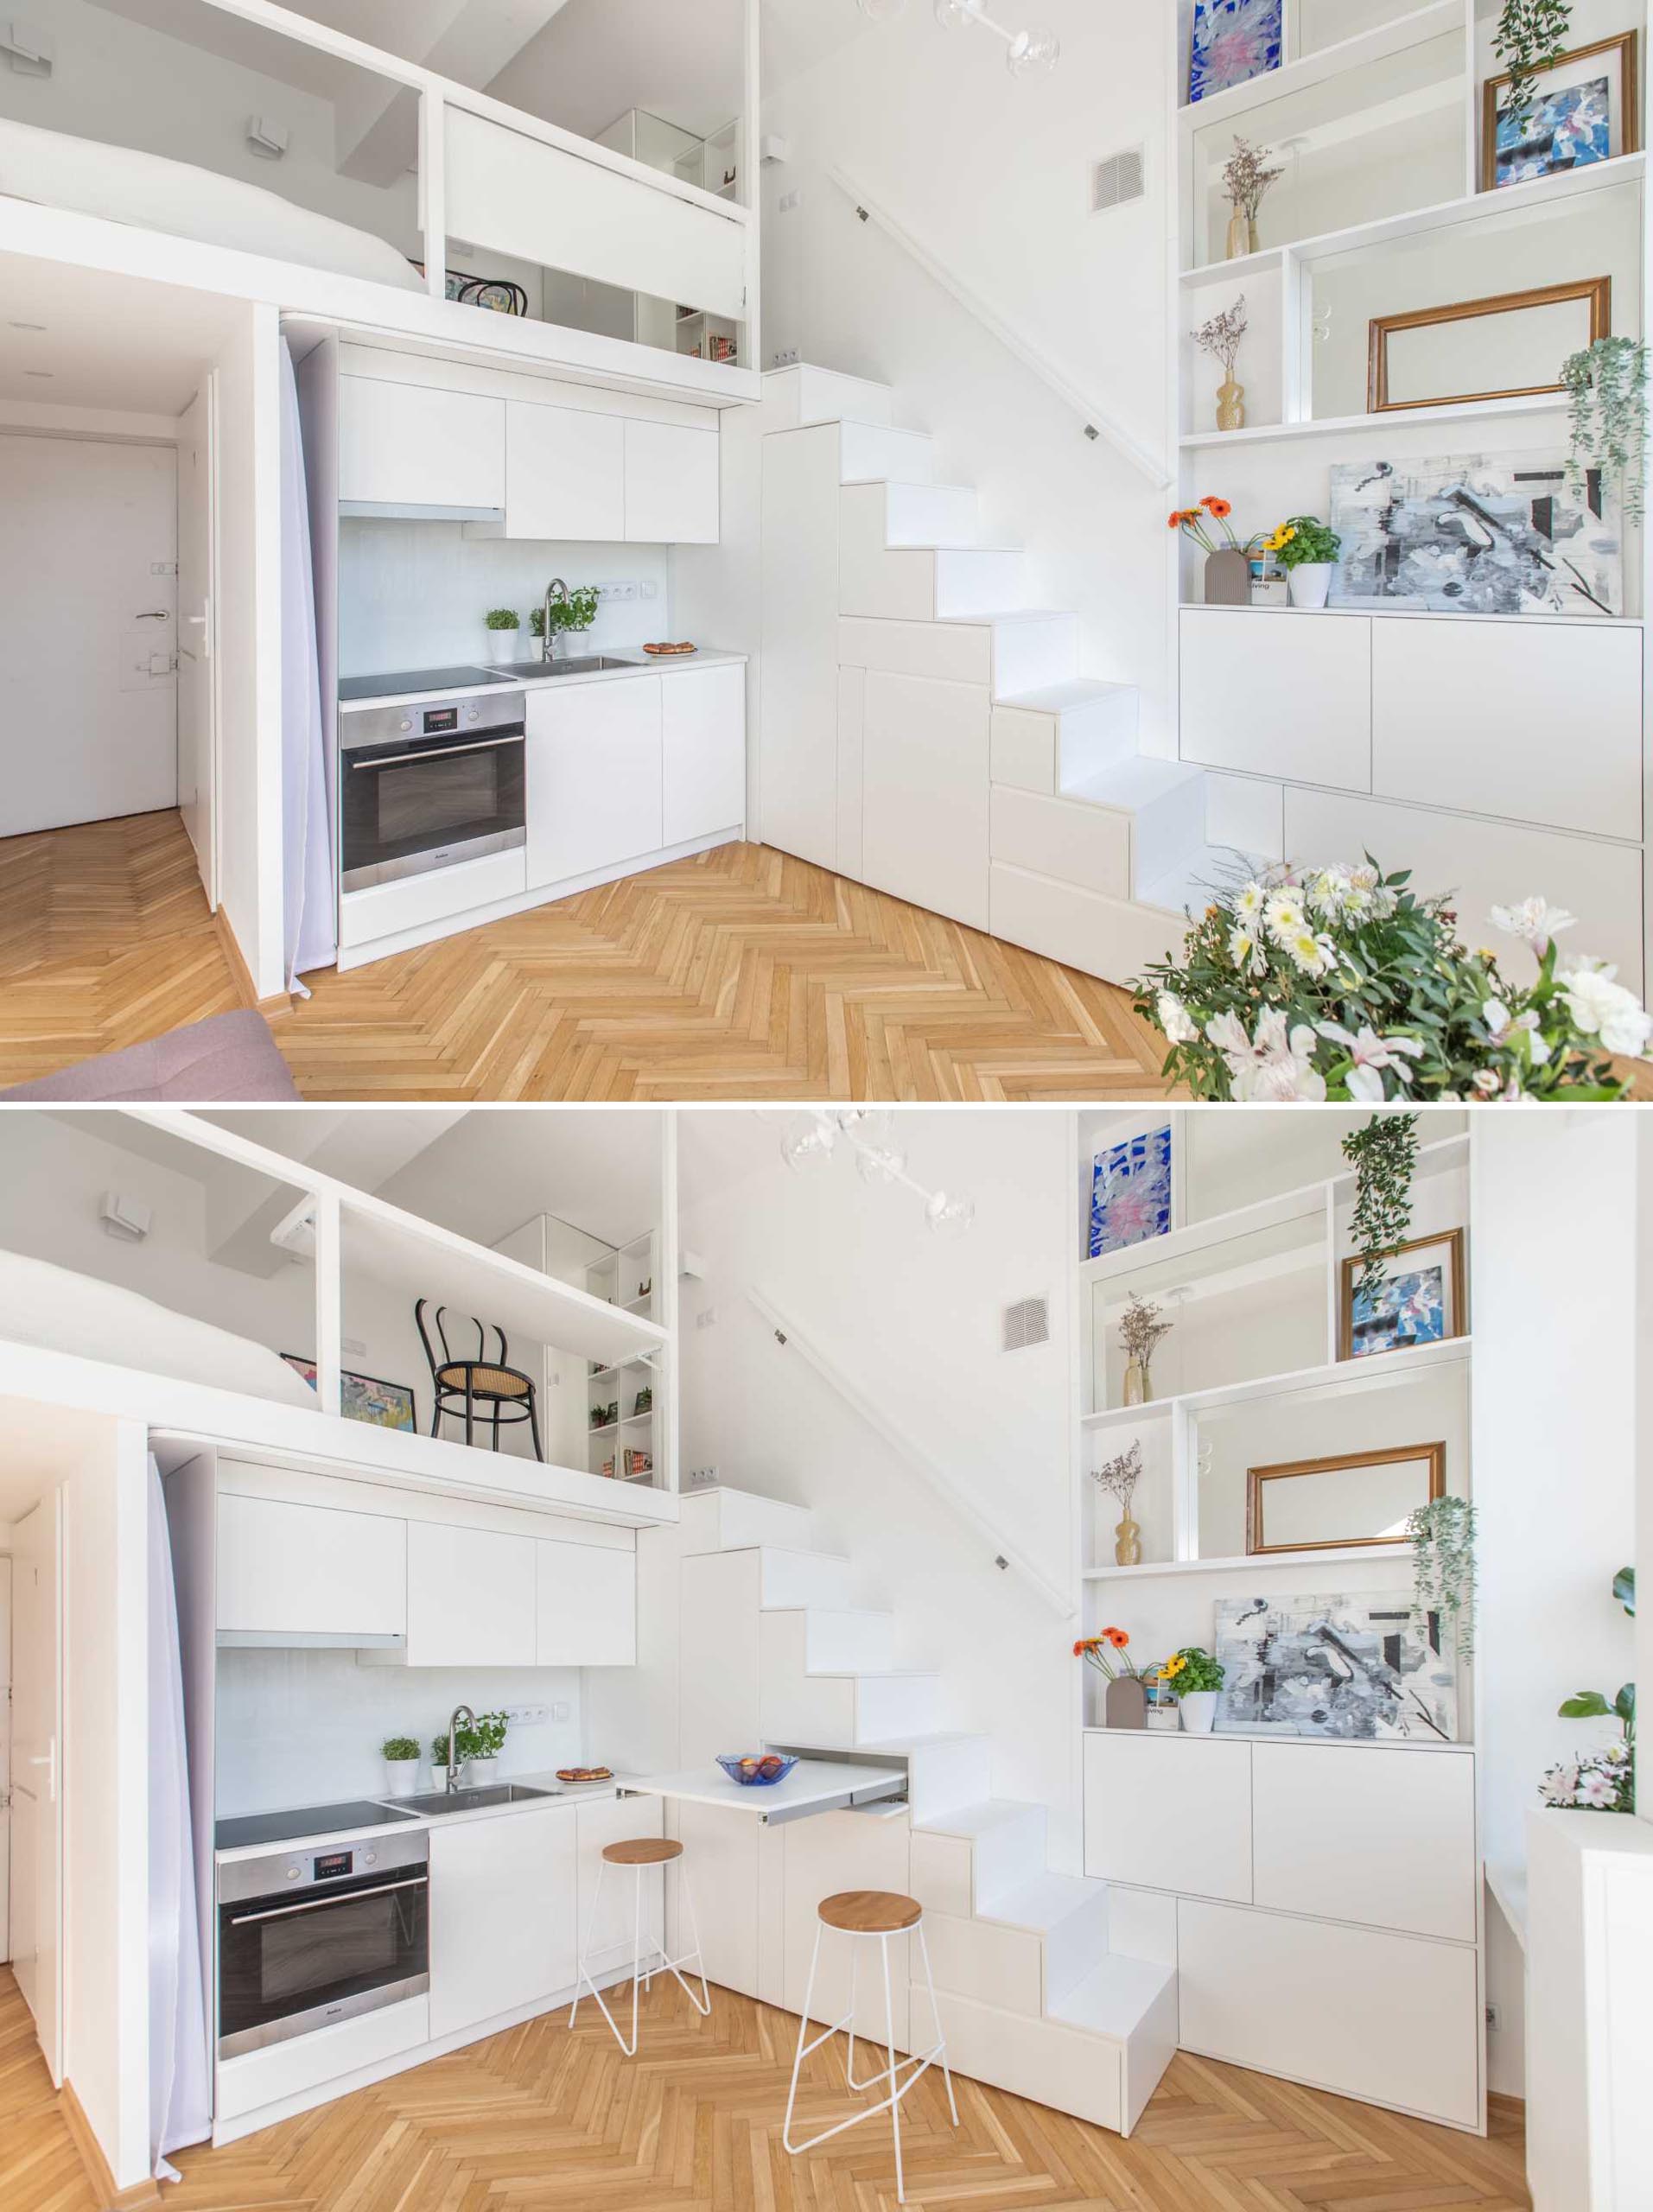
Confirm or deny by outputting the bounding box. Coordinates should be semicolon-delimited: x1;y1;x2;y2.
136;609;172;622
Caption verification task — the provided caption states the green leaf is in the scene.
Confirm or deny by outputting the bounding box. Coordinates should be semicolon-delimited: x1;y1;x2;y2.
1616;1684;1637;1725
1614;1566;1636;1616
1559;1691;1613;1719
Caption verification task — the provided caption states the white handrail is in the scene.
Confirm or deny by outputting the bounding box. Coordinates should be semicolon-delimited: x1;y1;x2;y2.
746;1286;1074;1620
828;164;1170;489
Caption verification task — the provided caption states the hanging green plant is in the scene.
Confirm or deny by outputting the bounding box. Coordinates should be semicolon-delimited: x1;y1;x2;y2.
1341;1112;1418;1297
1561;336;1649;523
1407;1494;1477;1661
1492;0;1571;134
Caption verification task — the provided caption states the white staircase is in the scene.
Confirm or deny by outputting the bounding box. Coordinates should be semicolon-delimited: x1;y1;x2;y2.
677;1482;1178;2136
760;362;1262;983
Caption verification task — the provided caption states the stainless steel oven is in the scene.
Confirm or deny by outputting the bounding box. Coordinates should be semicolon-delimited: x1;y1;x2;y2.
340;686;525;893
216;1830;429;2057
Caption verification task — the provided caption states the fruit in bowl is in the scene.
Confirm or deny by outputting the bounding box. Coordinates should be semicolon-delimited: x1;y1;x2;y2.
715;1751;798;1788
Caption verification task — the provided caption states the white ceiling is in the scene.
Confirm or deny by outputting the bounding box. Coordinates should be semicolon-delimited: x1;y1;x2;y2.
0;254;241;415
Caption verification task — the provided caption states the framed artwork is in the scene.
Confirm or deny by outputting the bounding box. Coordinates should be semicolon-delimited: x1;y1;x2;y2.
1245;1442;1446;1555
1338;1230;1466;1363
1213;1588;1459;1741
1328;450;1623;618
282;1354;417;1432
1482;32;1640;191
1190;0;1282;104
1090;1124;1173;1258
1367;276;1612;412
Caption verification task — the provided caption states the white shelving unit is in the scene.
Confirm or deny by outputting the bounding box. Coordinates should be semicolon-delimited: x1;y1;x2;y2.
585;1232;660;1484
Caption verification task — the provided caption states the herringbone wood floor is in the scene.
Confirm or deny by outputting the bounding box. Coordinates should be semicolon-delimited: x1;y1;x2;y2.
2;1965;1529;2212
0;812;1173;1101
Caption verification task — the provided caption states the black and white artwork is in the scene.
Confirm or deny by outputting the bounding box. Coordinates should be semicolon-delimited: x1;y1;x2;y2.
1328;449;1622;616
1212;1589;1458;1742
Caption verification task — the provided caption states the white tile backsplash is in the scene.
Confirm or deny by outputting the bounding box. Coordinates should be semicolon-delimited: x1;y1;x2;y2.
214;1650;588;1815
338;520;671;677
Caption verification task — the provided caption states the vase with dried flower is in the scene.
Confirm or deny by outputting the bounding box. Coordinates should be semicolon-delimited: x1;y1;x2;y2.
1075;1626;1146;1729
1118;1292;1173;1405
1220;137;1282;258
1191;296;1249;432
1170;493;1249;606
1091;1439;1144;1566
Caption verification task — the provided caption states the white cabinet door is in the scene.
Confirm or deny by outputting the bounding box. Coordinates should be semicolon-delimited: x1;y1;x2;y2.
428;1808;577;2039
338;378;505;511
760;423;842;870
1372;619;1643;840
1180;609;1371;790
783;1809;912;2049
405;1522;537;1667
574;1796;664;1972
525;679;664;889
536;1541;636;1667
1083;1732;1251;1903
216;1494;406;1641
1178;1898;1480;2127
624;420;720;543
505;403;626;541
662;664;746;845
1252;1745;1477;1942
672;1801;763;1999
861;670;989;930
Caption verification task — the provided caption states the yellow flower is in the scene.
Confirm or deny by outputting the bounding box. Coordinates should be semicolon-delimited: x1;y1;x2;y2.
1162;1655;1186;1678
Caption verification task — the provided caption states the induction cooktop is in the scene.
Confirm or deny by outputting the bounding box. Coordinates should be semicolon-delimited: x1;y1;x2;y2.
338;665;511;702
216;1798;420;1852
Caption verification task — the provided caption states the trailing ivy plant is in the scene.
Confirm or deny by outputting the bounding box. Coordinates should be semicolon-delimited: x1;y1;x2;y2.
1341;1111;1417;1297
1492;0;1571;134
1407;1494;1477;1662
1562;336;1649;523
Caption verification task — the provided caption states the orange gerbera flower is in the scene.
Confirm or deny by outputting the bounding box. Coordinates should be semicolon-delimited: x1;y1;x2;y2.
1167;510;1185;529
1102;1626;1129;1649
1201;495;1232;518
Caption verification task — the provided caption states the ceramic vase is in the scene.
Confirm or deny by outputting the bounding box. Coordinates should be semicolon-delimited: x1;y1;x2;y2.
1104;1675;1148;1730
1122;1357;1153;1406
1179;1690;1218;1734
1203;549;1250;606
384;1759;420;1799
1287;561;1332;609
1215;378;1245;432
1114;1513;1142;1567
1225;210;1257;258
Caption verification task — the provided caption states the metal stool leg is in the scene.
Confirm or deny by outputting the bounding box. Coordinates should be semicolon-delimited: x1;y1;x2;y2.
569;1853;603;2027
672;1853;712;2016
783;1922;826;2154
881;1934;904;2202
918;1920;958;2126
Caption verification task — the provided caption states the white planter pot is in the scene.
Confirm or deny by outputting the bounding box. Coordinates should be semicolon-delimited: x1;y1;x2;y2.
467;1757;499;1785
383;1759;420;1799
1179;1690;1219;1734
486;629;523;664
1287;562;1332;609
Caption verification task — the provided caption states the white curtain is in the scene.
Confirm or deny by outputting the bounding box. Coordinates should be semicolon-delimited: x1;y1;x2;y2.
148;1457;211;2176
279;339;336;991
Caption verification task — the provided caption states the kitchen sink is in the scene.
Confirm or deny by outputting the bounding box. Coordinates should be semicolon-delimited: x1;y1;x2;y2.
490;656;637;678
398;1783;561;1815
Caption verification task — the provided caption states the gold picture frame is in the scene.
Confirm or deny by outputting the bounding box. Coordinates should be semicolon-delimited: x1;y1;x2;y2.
1338;1229;1467;1363
1245;1442;1446;1556
1480;31;1641;192
1367;276;1612;412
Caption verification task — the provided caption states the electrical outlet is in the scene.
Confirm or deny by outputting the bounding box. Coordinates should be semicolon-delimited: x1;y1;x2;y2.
503;1704;549;1726
771;344;799;365
1485;2003;1502;2033
552;1700;571;1722
614;580;638;601
696;1306;716;1328
640;580;658;600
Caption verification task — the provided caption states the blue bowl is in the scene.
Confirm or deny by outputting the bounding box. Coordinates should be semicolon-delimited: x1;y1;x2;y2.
716;1752;798;1788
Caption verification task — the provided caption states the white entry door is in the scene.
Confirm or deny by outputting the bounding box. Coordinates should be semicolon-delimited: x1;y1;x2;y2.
0;435;179;836
176;380;219;904
11;1497;62;2084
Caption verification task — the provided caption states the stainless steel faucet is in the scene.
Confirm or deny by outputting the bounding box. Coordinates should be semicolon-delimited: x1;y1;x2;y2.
444;1703;476;1795
541;577;568;662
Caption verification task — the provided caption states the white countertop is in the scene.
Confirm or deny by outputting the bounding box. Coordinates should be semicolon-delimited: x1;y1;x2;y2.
213;1769;633;1863
625;1758;907;1821
337;649;747;714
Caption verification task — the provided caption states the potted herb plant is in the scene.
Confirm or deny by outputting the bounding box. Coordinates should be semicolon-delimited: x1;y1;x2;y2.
382;1734;421;1797
430;1710;510;1786
537;583;602;662
483;607;521;664
1273;515;1341;608
1161;1646;1225;1732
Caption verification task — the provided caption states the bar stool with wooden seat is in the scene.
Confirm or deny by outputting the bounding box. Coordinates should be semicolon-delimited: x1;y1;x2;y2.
569;1835;710;2056
783;1889;957;2203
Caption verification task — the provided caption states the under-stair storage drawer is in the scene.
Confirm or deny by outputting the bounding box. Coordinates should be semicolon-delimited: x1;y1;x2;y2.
1084;1733;1251;1902
861;671;989;930
1177;1899;1480;2127
1180;609;1371;791
990;785;1131;899
1372;619;1642;838
405;1522;537;1667
428;1804;576;2039
536;1537;636;1667
216;1493;406;1644
339;378;505;512
989;862;1190;985
1251;1745;1477;1942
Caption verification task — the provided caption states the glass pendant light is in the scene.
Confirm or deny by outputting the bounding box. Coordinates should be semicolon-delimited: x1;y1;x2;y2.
925;1191;976;1237
934;0;977;25
855;1140;908;1187
1006;26;1059;74
780;1116;836;1173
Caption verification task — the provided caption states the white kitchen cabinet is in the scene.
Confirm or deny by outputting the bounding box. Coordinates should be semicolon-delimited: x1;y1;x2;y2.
1177;1897;1480;2128
503;402;626;542
1251;1745;1477;1942
662;663;746;845
861;670;989;930
1180;609;1371;791
536;1539;636;1667
525;679;664;889
783;1809;912;2050
338;377;504;512
574;1795;664;1972
1371;618;1643;841
428;1807;577;2039
216;1493;406;1643
624;419;719;543
404;1522;537;1668
1083;1732;1252;1904
670;1801;765;1999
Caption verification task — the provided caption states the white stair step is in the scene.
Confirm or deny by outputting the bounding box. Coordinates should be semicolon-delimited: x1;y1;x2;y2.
1049;1954;1176;2041
925;1988;1124;2132
979;1871;1110;2003
840;419;935;485
800;1607;897;1673
944;610;1078;699
861;1732;991;1821
1065;757;1208;893
933;546;1033;618
851;1670;942;1743
991;680;1141;793
914;1798;1049;1904
883;481;985;548
754;1545;857;1610
792;364;894;428
842;487;1020;623
677;1486;813;1557
1138;842;1264;919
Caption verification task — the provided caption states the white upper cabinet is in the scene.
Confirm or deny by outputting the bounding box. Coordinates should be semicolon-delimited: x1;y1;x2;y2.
504;403;626;542
662;663;747;845
624;420;720;543
404;1522;537;1667
525;677;664;887
217;1493;407;1643
338;377;505;512
536;1539;636;1667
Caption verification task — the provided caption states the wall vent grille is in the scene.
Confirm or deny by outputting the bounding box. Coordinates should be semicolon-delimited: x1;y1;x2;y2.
1002;1295;1051;1352
1092;146;1146;213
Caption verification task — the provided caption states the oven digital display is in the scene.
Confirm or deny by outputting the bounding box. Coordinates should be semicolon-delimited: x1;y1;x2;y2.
422;706;461;734
313;1850;353;1881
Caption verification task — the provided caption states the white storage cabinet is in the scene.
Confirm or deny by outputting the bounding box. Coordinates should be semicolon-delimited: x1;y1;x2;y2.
339;377;505;512
428;1804;578;2039
216;1493;406;1643
662;663;747;845
405;1523;537;1667
503;402;626;541
537;1537;637;1666
525;679;663;888
624;420;719;543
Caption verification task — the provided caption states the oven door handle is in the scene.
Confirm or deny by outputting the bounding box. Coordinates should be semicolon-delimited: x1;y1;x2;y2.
229;1874;429;1924
347;734;524;769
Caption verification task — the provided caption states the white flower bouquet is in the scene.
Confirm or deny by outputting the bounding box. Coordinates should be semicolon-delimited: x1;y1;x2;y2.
1539;1740;1633;1814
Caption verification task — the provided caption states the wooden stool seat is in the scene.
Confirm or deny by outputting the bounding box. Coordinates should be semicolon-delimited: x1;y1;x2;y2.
602;1836;684;1867
817;1889;923;1935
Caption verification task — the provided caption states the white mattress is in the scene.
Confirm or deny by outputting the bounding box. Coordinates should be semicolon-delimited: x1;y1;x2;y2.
0;117;424;291
0;1248;319;1408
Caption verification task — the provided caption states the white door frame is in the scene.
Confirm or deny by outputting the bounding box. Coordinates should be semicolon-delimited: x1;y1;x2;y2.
178;371;221;910
11;1496;63;2086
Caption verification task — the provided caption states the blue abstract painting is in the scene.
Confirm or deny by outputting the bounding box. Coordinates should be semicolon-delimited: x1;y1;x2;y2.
1348;1265;1447;1359
1190;0;1282;104
1090;1126;1173;1259
1492;74;1612;188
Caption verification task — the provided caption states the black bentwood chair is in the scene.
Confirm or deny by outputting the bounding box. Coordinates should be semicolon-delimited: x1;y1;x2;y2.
415;1300;543;1459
